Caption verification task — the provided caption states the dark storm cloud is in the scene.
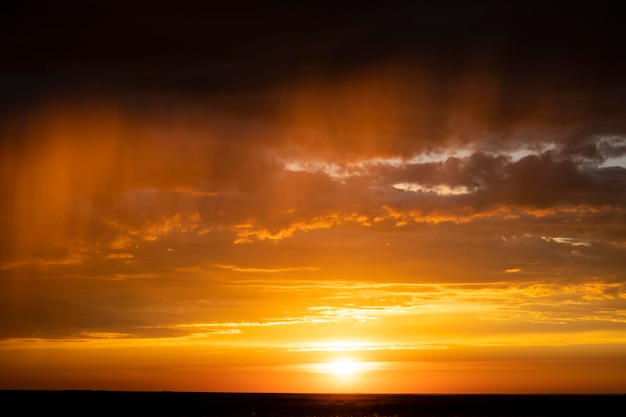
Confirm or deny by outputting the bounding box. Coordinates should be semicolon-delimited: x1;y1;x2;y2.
2;2;625;105
2;2;625;176
2;1;626;342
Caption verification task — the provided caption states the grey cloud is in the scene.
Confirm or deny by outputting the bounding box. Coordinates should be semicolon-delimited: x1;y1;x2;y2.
374;149;625;213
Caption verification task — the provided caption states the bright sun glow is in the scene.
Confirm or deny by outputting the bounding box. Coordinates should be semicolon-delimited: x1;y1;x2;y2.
307;358;377;377
327;359;360;375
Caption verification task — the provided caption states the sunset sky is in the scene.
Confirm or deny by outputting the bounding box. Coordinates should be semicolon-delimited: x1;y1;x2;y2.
1;2;626;393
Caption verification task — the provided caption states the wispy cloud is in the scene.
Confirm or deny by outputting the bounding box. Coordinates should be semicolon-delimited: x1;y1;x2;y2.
215;264;319;273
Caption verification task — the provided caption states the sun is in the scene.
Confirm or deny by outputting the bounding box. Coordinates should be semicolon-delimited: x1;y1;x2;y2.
308;357;373;378
327;359;360;375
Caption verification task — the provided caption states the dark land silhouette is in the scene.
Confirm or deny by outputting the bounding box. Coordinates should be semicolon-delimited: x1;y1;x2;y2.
1;391;625;417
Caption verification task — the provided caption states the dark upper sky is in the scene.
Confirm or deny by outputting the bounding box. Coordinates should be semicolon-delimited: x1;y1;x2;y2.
2;2;625;96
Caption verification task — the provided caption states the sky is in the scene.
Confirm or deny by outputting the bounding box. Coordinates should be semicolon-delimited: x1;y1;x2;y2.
1;2;626;393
